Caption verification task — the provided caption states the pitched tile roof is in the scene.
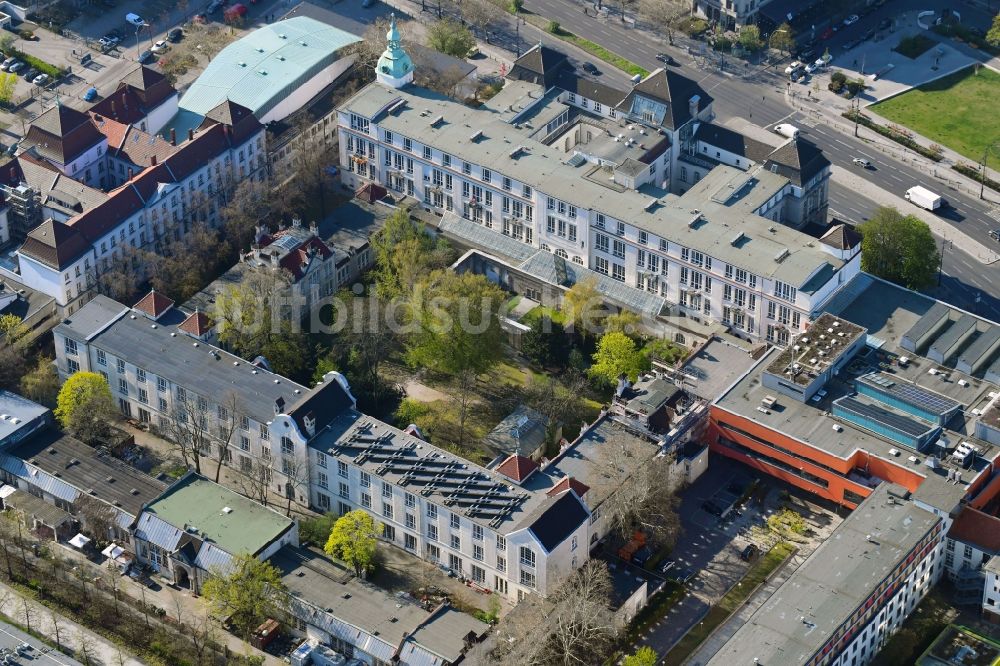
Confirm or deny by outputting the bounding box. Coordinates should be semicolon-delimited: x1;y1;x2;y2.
356;182;388;203
508;43;568;88
947;507;1000;553
764;137;830;187
693;122;774;163
178;310;213;337
133;289;175;319
555;70;628;108
286;375;356;439
18;219;90;270
90;113;177;168
277;236;335;280
820;223;862;250
199;100;260;145
546;475;590;498
617;68;713;130
21;104;106;166
496;454;539;483
89;66;177;126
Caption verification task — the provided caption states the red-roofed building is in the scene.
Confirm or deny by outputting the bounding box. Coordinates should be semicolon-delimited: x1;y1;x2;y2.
133;289;175;320
495;454;539;484
178;309;213;340
546;476;590;498
88;65;179;136
13;100;265;315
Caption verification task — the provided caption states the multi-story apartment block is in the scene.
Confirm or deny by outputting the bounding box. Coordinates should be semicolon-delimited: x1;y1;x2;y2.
88;65;180;137
337;36;854;344
692;0;770;30
55;289;674;601
12;99;266;315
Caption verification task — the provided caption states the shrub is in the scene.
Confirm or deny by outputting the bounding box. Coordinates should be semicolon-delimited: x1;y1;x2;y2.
394;398;432;429
842;110;944;162
547;20;561;34
846;77;865;96
954;162;1000;193
830;70;847;85
677;16;708;37
19;30;34;41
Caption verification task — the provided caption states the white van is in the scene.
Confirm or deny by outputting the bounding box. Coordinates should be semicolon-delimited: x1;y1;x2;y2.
125;13;145;26
773;123;800;140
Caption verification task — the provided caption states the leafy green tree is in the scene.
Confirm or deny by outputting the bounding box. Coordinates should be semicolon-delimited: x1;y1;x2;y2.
987;13;1000;47
604;310;642;337
201;554;288;640
55;372;116;443
623;646;659;666
371;208;453;299
0;73;16;105
859;207;940;290
0;313;29;348
508;0;523;13
19;356;61;407
562;276;606;341
324;510;379;577
427;19;476;57
406;270;506;446
522;316;568;368
589;331;648;386
769;22;795;54
738;24;763;51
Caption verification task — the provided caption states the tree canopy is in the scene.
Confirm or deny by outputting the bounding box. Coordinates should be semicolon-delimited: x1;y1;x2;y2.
623;647;659;666
859;206;940;290
987;13;1000;47
521;316;569;369
769;22;795;53
738;24;763;51
371;208;453;299
562;276;605;339
427;19;476;58
589;331;648;385
201;553;288;639
54;372;116;444
324;509;379;577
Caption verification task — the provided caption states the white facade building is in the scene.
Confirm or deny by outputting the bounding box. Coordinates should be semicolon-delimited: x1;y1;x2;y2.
336;39;856;345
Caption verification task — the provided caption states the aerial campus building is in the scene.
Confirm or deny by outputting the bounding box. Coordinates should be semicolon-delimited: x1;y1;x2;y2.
336;26;861;347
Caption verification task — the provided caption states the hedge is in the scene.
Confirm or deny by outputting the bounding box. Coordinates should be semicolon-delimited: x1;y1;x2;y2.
953;162;1000;194
842;109;944;162
4;48;63;78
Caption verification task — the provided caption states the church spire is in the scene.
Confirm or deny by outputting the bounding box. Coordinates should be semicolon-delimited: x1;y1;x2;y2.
376;13;414;89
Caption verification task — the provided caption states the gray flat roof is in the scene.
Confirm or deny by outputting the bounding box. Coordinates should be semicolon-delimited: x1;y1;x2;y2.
678;336;761;401
715;346;997;513
708;484;940;665
340;83;844;288
0;391;49;446
59;296;308;425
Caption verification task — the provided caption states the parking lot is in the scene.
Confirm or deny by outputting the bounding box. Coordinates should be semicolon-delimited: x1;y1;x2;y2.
0;617;84;665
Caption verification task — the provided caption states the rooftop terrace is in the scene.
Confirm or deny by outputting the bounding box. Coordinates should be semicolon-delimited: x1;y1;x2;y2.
764;312;866;386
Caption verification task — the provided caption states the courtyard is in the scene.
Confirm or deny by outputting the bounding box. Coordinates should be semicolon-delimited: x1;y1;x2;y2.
871;66;1000;171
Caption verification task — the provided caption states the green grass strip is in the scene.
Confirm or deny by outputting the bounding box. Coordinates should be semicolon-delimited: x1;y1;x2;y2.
520;12;648;77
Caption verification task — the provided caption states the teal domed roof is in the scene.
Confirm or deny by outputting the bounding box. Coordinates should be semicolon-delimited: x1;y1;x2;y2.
376;14;413;86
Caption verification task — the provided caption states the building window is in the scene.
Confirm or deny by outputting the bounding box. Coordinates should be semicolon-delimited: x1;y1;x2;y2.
450;513;460;529
383;503;393;519
136;368;146;383
315;450;326;468
497;555;506;572
497;535;506;551
473;524;484;541
361;471;371;487
337;460;349;478
405;533;416;551
405;492;415;508
117;359;126;374
520;570;536;589
119;378;128;395
339;482;349;498
405;513;416;529
427;504;437;519
473;544;484;561
520;547;535;568
67;359;80;374
382;482;392;499
96;349;106;365
361;492;371;508
64;338;78;356
428;524;438;541
383;524;395;541
451;534;461;550
317;471;328;489
259;424;269;441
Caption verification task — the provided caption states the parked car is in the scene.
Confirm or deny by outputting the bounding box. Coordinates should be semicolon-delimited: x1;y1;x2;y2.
223;2;247;19
167;27;183;42
31;73;48;86
989;229;1000;243
797;47;816;61
125;12;145;26
784;60;802;75
151;40;169;53
582;61;600;75
83;86;99;102
820;27;834;40
878;17;891;30
362;0;377;7
7;61;23;73
138;49;153;64
21;68;38;80
0;57;15;71
804;61;819;74
842;39;861;50
656;52;678;66
99;35;120;48
843;14;859;26
740;544;759;562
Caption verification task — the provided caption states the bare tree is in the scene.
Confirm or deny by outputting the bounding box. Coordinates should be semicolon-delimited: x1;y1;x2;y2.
50;611;63;650
236;458;274;507
76;494;120;546
280;455;308;517
211;391;244;484
157;392;214;475
463;0;502;43
488;560;617;665
76;628;97;666
638;0;688;45
21;597;33;631
412;57;471;99
598;435;683;549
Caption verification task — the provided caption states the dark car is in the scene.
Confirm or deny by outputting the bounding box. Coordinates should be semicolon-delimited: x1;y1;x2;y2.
877;18;891;30
990;229;1000;243
632;545;653;567
741;544;760;561
21;67;38;80
167;27;183;42
138;49;154;64
582;61;600;75
656;52;678;66
797;47;816;61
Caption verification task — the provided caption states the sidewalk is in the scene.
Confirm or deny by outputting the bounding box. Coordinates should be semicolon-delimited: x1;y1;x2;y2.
0;579;144;666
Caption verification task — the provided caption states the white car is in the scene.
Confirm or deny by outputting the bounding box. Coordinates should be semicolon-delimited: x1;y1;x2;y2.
151;40;169;54
843;14;859;26
814;57;828;69
125;12;145;26
804;62;819;74
31;73;48;86
784;60;803;75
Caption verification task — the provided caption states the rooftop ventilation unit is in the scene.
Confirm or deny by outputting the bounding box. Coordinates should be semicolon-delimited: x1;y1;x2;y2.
470;129;483;141
774;248;790;262
730;231;746;246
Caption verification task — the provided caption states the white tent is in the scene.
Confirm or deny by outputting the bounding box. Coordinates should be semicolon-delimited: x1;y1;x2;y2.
101;543;125;560
68;533;91;549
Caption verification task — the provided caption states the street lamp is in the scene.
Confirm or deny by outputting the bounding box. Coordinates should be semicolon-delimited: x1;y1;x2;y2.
978;140;1000;200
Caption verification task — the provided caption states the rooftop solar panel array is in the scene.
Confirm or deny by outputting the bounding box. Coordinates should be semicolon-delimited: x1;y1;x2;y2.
833;396;938;439
857;372;962;417
334;420;529;528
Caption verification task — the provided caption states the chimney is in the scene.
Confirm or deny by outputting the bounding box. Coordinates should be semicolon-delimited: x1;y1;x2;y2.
689;94;700;121
111;100;116;116
188;128;194;141
303;413;316;437
170;128;176;146
291;216;302;229
9;167;15;181
309;220;318;236
150;155;157;166
270;251;279;267
127;167;133;180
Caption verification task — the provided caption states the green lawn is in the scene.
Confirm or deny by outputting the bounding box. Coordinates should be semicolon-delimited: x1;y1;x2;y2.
871;66;1000;171
662;542;796;666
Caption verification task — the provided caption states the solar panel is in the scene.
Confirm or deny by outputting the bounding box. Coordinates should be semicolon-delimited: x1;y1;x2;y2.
834;397;936;439
858;373;961;416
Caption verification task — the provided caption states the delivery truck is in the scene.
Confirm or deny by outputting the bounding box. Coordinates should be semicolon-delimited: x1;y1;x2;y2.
773;123;800;140
904;185;942;211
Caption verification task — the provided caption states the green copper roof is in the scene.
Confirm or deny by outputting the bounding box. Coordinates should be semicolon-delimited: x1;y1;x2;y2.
179;16;360;118
377;14;413;82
